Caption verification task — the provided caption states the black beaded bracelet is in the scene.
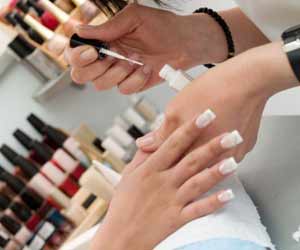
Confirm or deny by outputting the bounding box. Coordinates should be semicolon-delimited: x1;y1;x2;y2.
194;7;235;68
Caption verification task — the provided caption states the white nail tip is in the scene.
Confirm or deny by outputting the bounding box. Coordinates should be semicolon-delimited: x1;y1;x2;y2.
220;130;243;149
195;109;216;128
219;157;238;175
218;189;235;203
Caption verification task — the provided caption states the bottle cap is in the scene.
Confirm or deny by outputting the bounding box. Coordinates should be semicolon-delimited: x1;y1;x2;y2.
13;129;33;150
0;231;10;247
10;202;32;222
0;144;39;178
27;0;44;16
0;215;21;234
16;0;30;13
0;193;10;209
8;35;35;59
12;12;30;30
93;138;105;152
82;194;96;209
4;13;18;26
0;167;25;193
27;113;68;146
70;34;109;59
159;64;176;82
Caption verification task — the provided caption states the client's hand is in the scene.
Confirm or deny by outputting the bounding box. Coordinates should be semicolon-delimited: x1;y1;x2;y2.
91;110;243;250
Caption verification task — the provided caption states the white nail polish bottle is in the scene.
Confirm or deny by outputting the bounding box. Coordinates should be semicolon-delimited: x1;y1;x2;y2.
159;64;193;92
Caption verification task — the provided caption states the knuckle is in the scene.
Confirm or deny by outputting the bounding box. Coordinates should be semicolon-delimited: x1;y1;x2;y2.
184;152;199;169
168;136;181;151
164;106;180;129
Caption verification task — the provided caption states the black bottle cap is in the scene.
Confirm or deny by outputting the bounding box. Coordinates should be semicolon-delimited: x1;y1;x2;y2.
127;125;144;139
0;231;10;247
11;12;30;31
70;34;109;59
20;188;43;210
14;129;33;150
16;1;30;13
0;144;38;178
82;194;96;209
5;13;18;26
0;193;10;210
14;129;53;162
111;0;127;9
93;138;105;152
27;0;44;16
27;113;68;146
0;215;21;235
10;202;32;222
8;35;35;59
0;167;25;194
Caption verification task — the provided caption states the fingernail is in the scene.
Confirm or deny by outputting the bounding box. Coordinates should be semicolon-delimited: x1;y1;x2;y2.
142;65;152;74
136;132;154;148
80;48;97;61
218;189;235;203
220;130;243;149
219;157;238;175
195;109;216;128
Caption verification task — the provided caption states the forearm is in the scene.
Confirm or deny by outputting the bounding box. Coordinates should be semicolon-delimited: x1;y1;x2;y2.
181;8;269;67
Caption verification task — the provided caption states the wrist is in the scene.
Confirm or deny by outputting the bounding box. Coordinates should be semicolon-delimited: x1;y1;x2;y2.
180;13;228;67
245;42;299;99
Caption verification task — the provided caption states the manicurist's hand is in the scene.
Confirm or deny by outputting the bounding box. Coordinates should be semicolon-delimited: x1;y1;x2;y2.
90;111;244;250
64;3;231;94
136;42;299;162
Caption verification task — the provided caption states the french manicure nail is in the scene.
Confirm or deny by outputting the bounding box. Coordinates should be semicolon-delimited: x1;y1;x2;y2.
80;48;97;61
218;189;235;203
220;130;243;149
195;109;216;128
219;157;238;175
136;132;154;148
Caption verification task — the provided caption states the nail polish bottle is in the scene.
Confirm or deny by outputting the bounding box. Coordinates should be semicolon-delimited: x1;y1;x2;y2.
0;215;34;246
106;124;135;150
130;95;159;123
8;34;62;81
5;11;44;44
38;0;81;36
99;0;120;14
48;0;75;14
24;14;68;57
123;107;150;134
14;129;86;181
101;136;132;163
16;0;39;18
159;64;193;92
20;0;60;30
0;230;22;250
89;0;114;18
0;194;65;247
79;166;114;201
1;145;80;197
114;115;144;139
71;124;125;172
66;195;107;240
71;0;99;23
27;114;91;168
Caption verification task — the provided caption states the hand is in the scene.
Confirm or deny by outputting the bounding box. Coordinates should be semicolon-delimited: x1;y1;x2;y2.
136;42;299;162
90;111;243;250
65;3;226;94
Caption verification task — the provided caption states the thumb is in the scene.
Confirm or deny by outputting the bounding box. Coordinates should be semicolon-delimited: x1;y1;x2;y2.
136;116;178;152
75;6;140;42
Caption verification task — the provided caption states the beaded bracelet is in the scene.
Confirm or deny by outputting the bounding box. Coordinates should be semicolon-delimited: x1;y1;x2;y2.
194;7;235;68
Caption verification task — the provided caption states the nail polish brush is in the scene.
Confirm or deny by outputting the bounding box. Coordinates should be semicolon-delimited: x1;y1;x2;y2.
70;33;144;66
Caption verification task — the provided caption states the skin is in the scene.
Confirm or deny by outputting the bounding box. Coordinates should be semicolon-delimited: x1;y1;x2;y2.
65;4;268;93
91;115;242;250
137;42;299;161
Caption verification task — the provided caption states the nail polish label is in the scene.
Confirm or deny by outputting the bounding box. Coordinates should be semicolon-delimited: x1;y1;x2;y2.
37;222;55;240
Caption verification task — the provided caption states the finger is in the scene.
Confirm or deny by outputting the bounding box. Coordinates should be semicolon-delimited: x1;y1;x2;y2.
71;56;116;84
144;109;216;171
65;46;98;68
171;131;243;186
76;4;140;42
181;189;235;224
93;57;136;91
176;158;238;205
122;150;150;177
118;65;152;95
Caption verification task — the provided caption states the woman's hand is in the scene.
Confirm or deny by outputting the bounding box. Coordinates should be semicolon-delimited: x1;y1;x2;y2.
90;110;243;250
136;42;299;162
64;3;227;94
